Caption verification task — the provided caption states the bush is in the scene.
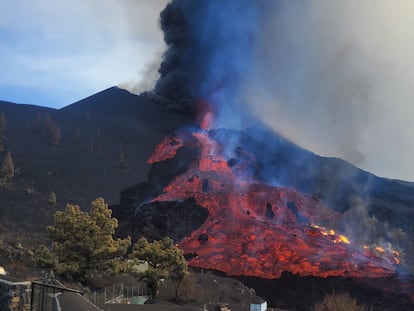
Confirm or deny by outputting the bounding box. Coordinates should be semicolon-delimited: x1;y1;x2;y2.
313;293;372;311
34;245;56;268
175;272;199;302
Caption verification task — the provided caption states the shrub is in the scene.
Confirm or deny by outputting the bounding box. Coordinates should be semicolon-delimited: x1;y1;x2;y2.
313;292;372;311
34;245;56;268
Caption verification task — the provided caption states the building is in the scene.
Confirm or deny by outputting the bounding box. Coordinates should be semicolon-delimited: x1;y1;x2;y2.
0;275;31;311
250;298;267;311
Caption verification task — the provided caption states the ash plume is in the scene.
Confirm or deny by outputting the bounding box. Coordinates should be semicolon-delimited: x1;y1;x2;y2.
155;0;414;181
155;0;260;128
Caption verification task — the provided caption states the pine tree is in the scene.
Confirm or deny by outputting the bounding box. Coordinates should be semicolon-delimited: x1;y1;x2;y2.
0;151;14;184
48;198;131;279
129;237;188;297
43;114;61;146
34;244;56;268
48;191;57;205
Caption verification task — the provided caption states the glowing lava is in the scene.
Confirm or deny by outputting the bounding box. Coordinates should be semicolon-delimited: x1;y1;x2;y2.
146;114;401;279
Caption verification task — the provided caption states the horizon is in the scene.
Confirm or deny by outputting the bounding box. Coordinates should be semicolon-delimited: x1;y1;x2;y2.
0;0;169;108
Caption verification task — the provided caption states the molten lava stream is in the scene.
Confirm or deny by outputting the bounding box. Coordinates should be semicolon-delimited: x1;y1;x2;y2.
149;124;399;280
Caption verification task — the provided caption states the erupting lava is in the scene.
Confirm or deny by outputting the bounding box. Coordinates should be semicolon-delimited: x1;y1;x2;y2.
147;110;401;279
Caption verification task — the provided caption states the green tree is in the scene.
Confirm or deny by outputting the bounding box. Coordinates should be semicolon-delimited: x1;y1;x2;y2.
48;191;57;205
33;244;56;268
129;237;188;298
48;198;131;280
0;151;14;184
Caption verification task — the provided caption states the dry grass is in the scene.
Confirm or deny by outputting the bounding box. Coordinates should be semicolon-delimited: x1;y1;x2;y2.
313;292;372;311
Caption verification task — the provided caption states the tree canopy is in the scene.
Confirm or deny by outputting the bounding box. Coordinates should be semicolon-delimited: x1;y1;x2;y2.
129;237;188;297
48;197;131;279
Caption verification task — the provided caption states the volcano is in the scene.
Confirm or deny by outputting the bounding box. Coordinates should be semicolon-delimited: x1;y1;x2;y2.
113;107;414;304
148;127;399;279
111;3;414;305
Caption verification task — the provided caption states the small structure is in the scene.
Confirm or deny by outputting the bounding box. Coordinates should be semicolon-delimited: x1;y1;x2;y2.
0;275;31;311
250;297;267;311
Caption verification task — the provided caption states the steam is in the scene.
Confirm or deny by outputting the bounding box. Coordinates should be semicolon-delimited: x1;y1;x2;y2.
119;51;163;94
156;0;414;181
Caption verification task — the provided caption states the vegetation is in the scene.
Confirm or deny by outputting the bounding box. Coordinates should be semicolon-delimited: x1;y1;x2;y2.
129;237;189;298
175;273;198;302
44;114;61;146
313;293;372;311
48;197;131;280
48;191;57;205
33;244;56;268
45;196;189;296
0;151;14;184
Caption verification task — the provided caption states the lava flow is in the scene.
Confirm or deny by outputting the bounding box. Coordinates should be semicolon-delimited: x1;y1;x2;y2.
147;112;401;279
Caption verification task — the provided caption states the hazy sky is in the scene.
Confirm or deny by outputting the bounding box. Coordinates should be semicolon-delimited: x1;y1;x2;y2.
0;0;169;108
242;0;414;182
1;0;414;182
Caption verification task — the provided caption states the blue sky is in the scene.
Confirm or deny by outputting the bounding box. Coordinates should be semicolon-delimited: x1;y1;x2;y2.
0;0;169;108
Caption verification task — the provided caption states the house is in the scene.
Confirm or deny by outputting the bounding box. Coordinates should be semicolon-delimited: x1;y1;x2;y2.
0;275;31;311
250;297;267;311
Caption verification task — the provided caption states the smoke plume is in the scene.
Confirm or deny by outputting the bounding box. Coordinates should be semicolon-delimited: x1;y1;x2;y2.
156;0;414;181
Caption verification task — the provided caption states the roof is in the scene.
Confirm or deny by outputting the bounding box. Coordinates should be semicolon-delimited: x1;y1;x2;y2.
58;291;102;311
101;305;200;311
0;275;31;286
251;297;267;304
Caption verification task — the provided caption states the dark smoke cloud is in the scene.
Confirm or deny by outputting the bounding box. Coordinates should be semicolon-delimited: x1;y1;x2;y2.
156;0;414;181
155;0;261;128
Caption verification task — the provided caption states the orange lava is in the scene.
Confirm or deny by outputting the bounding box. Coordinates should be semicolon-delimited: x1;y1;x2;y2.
148;129;399;279
147;136;183;164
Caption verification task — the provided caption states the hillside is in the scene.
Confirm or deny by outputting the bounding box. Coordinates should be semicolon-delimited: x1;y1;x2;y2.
0;87;413;309
0;87;190;238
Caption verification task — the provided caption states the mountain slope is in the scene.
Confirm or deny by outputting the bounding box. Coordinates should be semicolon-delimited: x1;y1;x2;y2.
0;87;190;235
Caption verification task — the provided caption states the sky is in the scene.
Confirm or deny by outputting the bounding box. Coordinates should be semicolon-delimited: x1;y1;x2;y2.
1;0;414;182
0;0;169;108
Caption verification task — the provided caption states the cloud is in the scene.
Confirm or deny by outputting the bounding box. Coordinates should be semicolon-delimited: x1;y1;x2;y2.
0;0;169;107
